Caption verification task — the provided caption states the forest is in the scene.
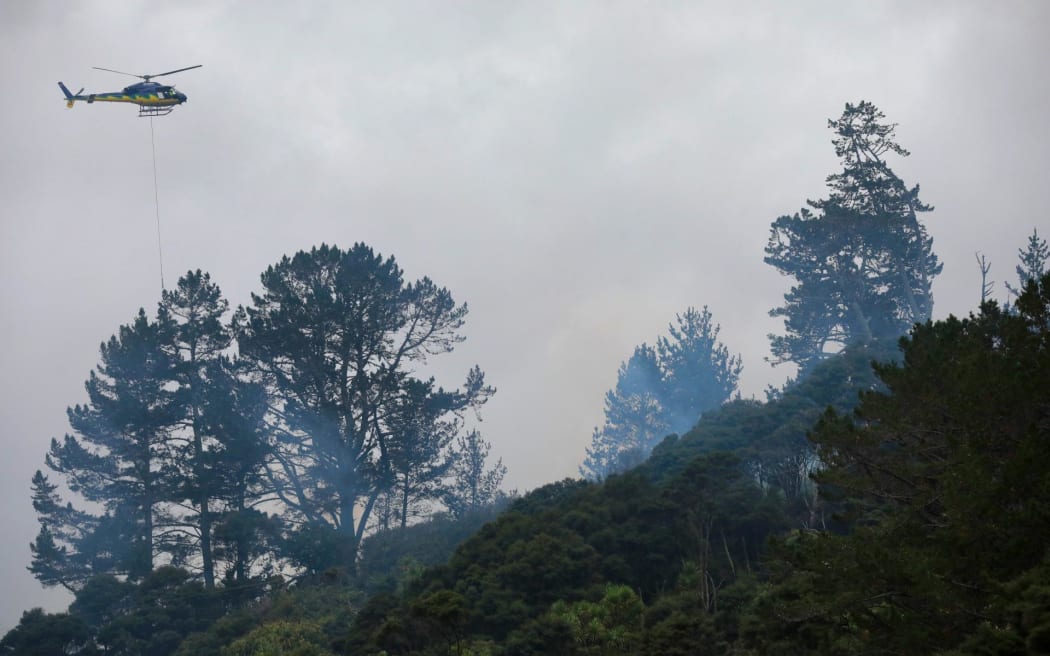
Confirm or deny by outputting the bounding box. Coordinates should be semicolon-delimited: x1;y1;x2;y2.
4;102;1049;655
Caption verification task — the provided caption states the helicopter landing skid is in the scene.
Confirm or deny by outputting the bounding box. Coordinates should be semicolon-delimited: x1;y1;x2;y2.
138;105;175;117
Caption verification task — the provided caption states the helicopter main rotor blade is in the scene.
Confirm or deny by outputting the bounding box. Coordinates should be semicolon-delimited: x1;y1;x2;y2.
92;66;143;79
150;64;203;78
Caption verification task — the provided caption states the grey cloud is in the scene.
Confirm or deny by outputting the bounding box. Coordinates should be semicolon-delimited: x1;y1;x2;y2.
2;0;1048;632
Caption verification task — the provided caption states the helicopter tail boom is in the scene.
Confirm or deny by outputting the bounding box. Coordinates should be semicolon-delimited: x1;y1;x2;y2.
58;82;77;107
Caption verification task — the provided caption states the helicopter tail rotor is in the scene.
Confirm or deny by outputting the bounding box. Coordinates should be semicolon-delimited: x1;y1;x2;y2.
58;81;79;108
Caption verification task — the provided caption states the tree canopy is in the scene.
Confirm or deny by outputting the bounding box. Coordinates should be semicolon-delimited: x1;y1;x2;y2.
235;243;493;562
766;101;941;374
28;247;503;600
582;307;741;479
748;272;1050;654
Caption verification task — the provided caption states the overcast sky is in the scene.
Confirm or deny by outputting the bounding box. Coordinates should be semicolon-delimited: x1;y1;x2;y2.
1;0;1047;631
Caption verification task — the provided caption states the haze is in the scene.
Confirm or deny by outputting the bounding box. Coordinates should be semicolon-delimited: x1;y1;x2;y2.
1;0;1048;631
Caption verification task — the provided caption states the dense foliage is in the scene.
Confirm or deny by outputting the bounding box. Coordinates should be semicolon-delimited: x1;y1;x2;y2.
332;273;1050;656
748;273;1050;654
340;337;897;654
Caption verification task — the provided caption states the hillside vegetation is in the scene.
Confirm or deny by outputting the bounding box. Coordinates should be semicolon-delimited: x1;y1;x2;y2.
6;102;1049;655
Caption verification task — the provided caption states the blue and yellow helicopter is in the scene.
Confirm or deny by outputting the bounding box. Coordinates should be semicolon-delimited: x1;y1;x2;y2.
58;65;202;117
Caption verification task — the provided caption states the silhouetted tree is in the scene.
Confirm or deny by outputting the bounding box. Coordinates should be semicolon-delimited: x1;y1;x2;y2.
156;270;234;587
43;310;179;582
235;243;492;563
67;567;225;656
0;608;97;656
28;470;111;591
381;378;461;529
582;308;741;479
1006;227;1049;299
976;252;994;304
581;344;667;479
444;429;507;518
657;307;742;434
766;101;941;374
202;359;277;584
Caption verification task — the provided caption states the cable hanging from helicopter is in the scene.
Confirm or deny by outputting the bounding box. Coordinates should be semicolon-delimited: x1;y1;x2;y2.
57;65;202;291
57;64;201;117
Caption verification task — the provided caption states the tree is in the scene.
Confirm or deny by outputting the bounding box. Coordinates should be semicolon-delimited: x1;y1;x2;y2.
665;453;767;614
68;567;226;656
750;273;1050;654
28;476;165;594
656;307;742;434
379;378;461;530
156;270;235;587
765;101;941;374
444;429;507;518
202;359;277;585
549;584;645;655
1006;227;1049;299
409;590;472;655
0;608;97;656
581;344;667;480
582;307;742;479
43;309;180;582
155;270;278;587
28;470;106;591
34;272;280;590
975;251;994;304
235;243;492;563
223;620;332;656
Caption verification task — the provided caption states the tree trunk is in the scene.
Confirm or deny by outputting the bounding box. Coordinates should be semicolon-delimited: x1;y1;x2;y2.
897;269;923;322
232;488;247;583
400;474;410;530
850;300;874;343
192;401;215;588
142;452;155;580
199;498;214;587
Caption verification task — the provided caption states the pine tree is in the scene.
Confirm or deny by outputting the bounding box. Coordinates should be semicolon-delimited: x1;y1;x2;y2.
202;360;276;584
443;430;507;518
235;243;492;562
27;471;109;591
765;101;941;374
381;378;460;529
657;307;742;434
975;252;994;304
43;310;179;581
156;270;233;587
582;308;742;479
581;344;668;480
1005;228;1049;299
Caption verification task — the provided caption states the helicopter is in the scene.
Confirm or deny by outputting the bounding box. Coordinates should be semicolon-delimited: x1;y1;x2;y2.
58;65;202;117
